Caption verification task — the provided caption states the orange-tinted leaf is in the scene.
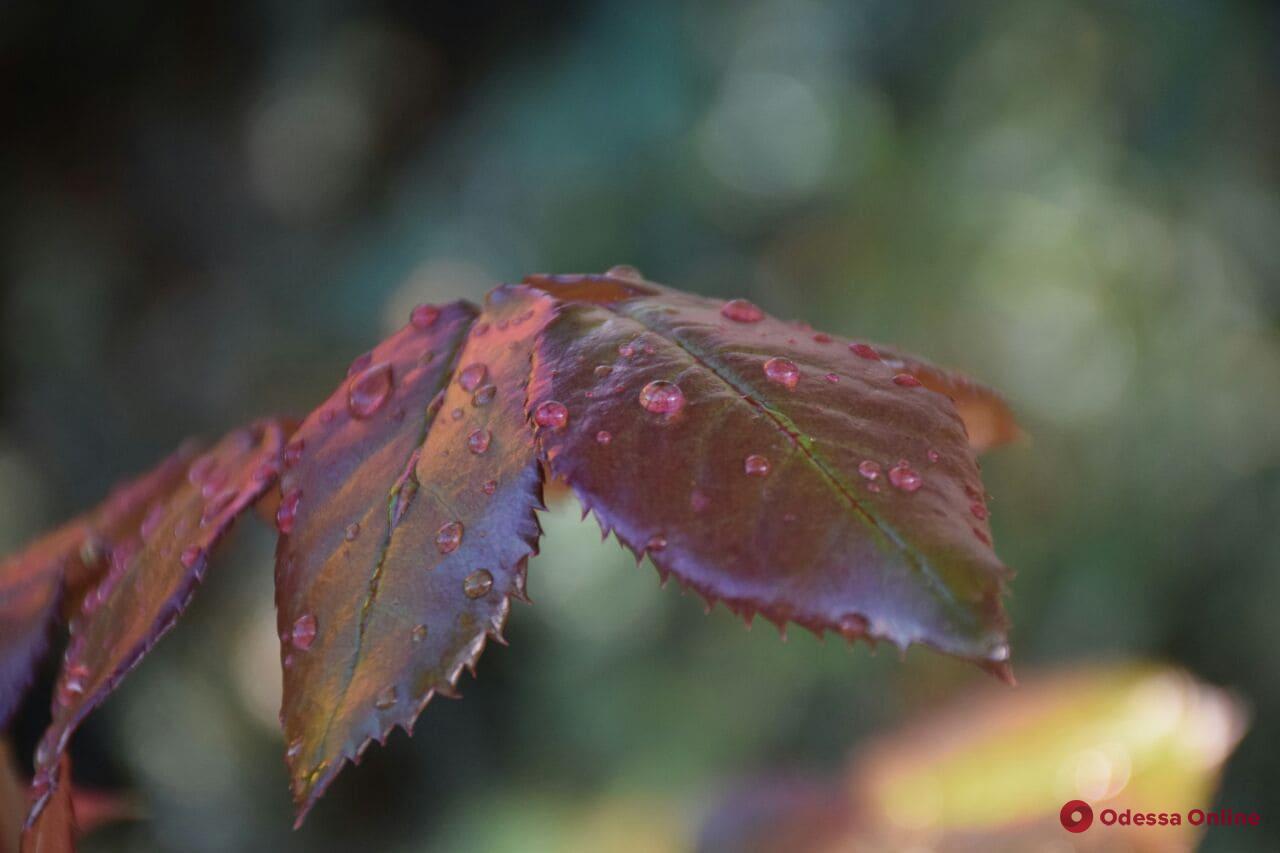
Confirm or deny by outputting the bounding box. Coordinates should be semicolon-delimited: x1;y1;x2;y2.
0;443;199;725
873;345;1021;452
24;420;286;833
276;290;551;823
526;273;1012;666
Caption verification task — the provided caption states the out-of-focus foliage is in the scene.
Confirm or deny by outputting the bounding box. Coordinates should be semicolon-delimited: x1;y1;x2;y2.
2;0;1277;850
698;664;1248;852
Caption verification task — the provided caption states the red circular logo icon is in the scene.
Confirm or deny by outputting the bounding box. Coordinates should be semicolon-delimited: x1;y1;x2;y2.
1060;800;1093;833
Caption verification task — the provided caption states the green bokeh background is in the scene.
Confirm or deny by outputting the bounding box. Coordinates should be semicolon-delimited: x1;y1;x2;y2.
1;1;1277;850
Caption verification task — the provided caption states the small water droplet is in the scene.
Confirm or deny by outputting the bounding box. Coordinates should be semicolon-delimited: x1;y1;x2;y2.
892;373;922;388
292;613;317;650
646;535;667;552
481;480;497;496
593;364;612;379
812;333;832;343
348;362;394;419
595;430;612;445
451;407;464;421
283;439;305;467
858;460;881;481
888;462;922;492
180;545;204;569
457;363;487;392
411;624;428;643
824;373;840;383
411;304;440;329
744;454;771;477
319;409;336;424
607;264;643;280
970;502;988;520
533;401;569;429
472;384;497;406
618;342;636;358
436;521;464;554
721;299;765;323
347;351;373;378
277;489;302;533
638;380;686;415
467;429;492;454
849;343;880;361
927;449;940;463
375;686;398;709
763;357;800;389
287;738;304;758
344;522;361;541
471;321;491;338
463;569;494;598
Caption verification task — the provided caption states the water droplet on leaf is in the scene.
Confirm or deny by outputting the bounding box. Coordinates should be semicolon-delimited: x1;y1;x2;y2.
721;299;765;323
375;686;398;709
277;489;302;533
533;401;569;429
849;343;880;361
467;429;492;454
292;613;317;650
180;545;203;569
344;522;361;541
888;462;922;492
411;624;428;643
763;357;800;389
892;373;922;387
744;454;771;477
436;521;464;554
348;362;394;419
858;460;881;480
463;569;494;599
410;304;440;329
595;430;612;445
638;380;685;415
472;384;497;406
457;363;487;392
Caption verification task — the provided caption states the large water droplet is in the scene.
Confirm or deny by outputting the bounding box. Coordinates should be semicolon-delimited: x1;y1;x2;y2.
888;462;922;492
411;304;440;329
849;343;880;361
292;613;317;650
472;384;497;406
744;454;771;477
463;569;494;599
638;380;685;415
277;489;302;533
721;299;765;323
533;401;569;429
892;373;921;388
348;362;394;419
457;363;487;392
763;357;800;389
467;429;492;454
436;521;464;554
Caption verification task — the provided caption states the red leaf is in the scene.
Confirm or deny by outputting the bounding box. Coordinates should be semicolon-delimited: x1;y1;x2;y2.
23;420;286;833
0;442;200;726
275;290;552;823
525;273;1013;667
